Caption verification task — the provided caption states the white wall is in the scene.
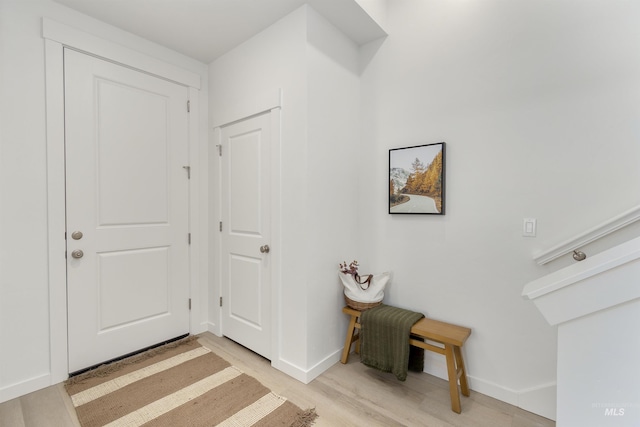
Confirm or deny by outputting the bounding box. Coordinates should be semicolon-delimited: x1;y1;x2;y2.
209;5;361;380
523;236;640;426
354;0;388;30
558;298;640;426
0;0;209;403
209;6;309;373
4;0;638;419
358;0;640;419
306;8;361;368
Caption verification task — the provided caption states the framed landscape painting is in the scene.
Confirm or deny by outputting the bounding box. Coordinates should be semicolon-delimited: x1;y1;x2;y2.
389;142;446;214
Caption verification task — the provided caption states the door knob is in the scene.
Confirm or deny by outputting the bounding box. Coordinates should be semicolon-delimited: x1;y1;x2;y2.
71;249;84;259
259;245;270;254
71;231;83;240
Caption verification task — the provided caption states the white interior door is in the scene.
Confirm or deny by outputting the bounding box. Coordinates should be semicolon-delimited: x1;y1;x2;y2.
64;48;191;373
220;112;272;359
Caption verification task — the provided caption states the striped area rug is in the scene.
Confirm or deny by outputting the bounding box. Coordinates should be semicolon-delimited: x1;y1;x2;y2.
65;338;317;427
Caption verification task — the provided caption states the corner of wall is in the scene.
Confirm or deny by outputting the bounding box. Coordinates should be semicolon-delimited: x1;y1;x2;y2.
274;349;342;385
353;0;388;31
518;383;557;421
424;352;556;421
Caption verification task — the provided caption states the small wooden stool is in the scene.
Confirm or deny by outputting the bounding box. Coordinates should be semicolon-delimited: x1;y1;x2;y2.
341;306;472;414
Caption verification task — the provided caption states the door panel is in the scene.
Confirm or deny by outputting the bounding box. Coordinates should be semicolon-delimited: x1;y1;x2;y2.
229;132;262;233
221;112;271;359
96;78;169;226
229;254;263;326
98;247;170;330
65;48;190;373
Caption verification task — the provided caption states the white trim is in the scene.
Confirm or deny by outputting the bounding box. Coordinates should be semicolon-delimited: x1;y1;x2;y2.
195;83;211;337
518;382;557;421
212;89;282;128
187;86;206;335
274;358;307;384
523;236;640;326
44;38;69;385
269;108;283;374
525;235;640;301
534;204;640;265
212;126;223;338
423;353;556;420
205;321;219;335
213;101;282;371
275;349;342;385
466;375;556;420
44;20;203;389
42;18;200;89
0;374;52;404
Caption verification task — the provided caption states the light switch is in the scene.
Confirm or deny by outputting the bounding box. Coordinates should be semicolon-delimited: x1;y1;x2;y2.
523;218;537;237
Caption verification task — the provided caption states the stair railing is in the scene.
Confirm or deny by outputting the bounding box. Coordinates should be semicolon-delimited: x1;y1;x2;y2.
534;204;640;265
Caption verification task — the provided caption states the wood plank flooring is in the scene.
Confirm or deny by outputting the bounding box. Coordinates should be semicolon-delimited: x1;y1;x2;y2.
0;332;555;426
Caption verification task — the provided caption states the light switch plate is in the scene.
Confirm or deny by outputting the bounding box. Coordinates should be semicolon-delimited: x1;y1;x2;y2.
523;218;537;237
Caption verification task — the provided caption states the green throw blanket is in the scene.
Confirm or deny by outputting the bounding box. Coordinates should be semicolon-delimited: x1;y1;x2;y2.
360;304;425;381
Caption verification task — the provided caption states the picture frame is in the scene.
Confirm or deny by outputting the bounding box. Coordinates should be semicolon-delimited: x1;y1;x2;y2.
389;142;446;215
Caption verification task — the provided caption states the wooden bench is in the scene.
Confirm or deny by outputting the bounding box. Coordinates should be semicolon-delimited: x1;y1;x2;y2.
341;306;472;414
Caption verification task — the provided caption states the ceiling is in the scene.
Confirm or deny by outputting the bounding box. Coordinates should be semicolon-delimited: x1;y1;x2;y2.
52;0;386;64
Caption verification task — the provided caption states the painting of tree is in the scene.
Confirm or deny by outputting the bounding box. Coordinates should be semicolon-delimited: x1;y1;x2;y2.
389;142;445;214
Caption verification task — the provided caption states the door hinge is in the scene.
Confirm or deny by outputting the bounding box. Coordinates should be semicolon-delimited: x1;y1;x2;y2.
219;221;222;232
188;298;192;310
188;233;191;244
187;100;190;112
183;165;191;179
217;144;222;156
219;296;222;307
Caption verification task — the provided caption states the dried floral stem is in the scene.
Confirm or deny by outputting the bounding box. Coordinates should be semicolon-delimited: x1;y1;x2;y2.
339;260;359;276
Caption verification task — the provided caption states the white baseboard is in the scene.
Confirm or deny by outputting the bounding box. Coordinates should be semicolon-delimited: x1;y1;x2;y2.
423;353;556;420
275;349;342;384
190;321;208;335
204;321;220;336
304;349;343;383
0;374;52;404
517;382;557;421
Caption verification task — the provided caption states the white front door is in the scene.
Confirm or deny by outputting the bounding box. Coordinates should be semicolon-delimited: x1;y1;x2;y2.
220;112;272;359
64;49;191;373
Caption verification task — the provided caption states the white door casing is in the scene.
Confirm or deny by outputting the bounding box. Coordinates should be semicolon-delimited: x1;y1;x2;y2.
220;112;272;359
64;48;191;372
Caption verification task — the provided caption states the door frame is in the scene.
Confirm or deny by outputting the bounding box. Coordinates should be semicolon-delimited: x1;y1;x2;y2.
43;19;204;385
212;90;282;370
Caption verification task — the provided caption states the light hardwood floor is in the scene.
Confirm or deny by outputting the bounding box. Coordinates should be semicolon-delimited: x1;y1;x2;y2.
0;333;555;427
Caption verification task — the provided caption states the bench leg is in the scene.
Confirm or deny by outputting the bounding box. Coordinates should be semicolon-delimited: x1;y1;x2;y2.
454;346;470;397
444;344;462;413
341;314;358;364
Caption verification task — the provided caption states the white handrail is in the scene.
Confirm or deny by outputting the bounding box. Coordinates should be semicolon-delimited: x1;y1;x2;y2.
534;204;640;265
